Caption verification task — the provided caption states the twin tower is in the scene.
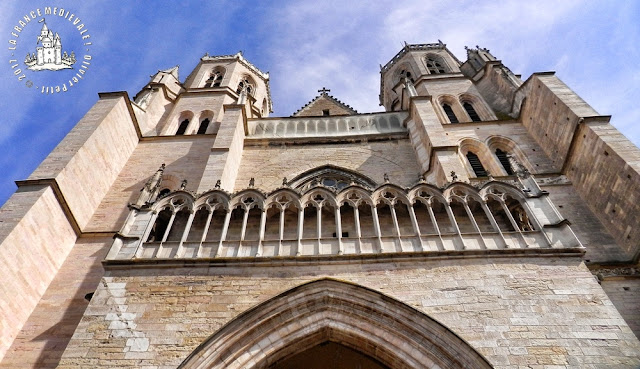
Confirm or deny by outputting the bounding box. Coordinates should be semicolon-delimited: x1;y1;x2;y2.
1;42;640;368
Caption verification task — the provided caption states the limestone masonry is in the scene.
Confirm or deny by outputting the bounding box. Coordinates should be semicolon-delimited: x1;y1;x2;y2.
1;42;639;368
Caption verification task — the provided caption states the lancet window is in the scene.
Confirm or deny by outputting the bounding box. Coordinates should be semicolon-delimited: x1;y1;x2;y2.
204;69;224;88
176;119;189;135
466;152;488;177
442;103;459;123
495;148;514;175
197;118;210;134
426;55;447;74
463;102;481;122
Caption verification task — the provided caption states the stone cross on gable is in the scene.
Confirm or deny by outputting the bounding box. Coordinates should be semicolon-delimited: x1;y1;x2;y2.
318;87;331;95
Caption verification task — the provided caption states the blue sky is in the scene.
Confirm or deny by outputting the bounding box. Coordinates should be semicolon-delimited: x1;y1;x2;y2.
1;1;638;206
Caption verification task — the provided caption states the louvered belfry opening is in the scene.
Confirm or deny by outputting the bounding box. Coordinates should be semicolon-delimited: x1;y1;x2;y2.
466;151;488;177
442;103;458;123
495;148;514;175
463;102;481;122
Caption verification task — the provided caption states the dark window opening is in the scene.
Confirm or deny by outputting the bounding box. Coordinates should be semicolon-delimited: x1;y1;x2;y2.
463;102;481;122
466;151;488;177
204;70;223;88
197;118;210;134
442;103;458;123
322;109;330;116
332;232;349;237
495;149;514;175
84;292;94;301
176;119;189;135
399;69;414;82
213;73;222;87
427;57;446;74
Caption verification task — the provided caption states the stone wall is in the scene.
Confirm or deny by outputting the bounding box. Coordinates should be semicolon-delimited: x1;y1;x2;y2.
27;95;139;230
0;237;111;369
564;122;640;260
600;278;640;339
234;139;422;192
543;184;623;263
58;256;640;368
0;187;77;361
85;136;215;233
518;73;599;173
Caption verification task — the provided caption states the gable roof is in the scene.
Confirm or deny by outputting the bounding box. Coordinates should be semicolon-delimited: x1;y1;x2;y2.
292;88;358;117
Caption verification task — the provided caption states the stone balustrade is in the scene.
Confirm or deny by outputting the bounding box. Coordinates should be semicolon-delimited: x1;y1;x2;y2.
247;112;407;139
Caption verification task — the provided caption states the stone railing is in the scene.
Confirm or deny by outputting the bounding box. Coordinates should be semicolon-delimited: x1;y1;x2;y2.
106;180;583;263
247;112;407;139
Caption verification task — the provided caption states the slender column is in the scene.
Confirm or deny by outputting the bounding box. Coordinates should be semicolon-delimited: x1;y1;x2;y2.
240;207;250;241
390;204;401;236
462;201;487;249
157;211;176;258
136;211;158;258
297;207;304;256
197;209;214;257
353;205;362;253
444;203;465;250
371;205;383;252
316;206;322;239
389;204;402;252
278;208;285;256
160;212;176;244
256;208;267;256
335;206;343;254
480;201;507;248
426;202;445;251
215;209;232;257
520;201;552;247
499;199;529;248
408;204;425;251
177;210;196;257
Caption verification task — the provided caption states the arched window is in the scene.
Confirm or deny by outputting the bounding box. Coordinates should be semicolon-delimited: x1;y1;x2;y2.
176;119;189;135
237;78;254;96
495;148;514;175
204;69;224;88
197;118;210;134
466;151;488;177
289;165;377;191
398;69;414;82
463;102;481;122
442;103;459;123
426;56;446;74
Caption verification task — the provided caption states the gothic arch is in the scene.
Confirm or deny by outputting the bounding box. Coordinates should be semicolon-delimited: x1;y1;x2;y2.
486;135;531;176
424;52;450;74
178;279;493;369
437;94;464;124
458;138;502;178
395;62;416;85
458;93;495;122
289;165;378;191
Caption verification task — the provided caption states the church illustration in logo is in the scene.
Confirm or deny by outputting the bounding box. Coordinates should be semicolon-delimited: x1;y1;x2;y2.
24;19;76;71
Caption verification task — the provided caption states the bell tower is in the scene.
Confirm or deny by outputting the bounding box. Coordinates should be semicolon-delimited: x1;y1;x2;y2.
379;42;501;185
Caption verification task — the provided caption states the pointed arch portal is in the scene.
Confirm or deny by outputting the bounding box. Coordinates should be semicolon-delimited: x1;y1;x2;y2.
178;279;493;369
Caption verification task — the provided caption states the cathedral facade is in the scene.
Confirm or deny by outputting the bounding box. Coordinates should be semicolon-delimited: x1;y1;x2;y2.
1;42;639;368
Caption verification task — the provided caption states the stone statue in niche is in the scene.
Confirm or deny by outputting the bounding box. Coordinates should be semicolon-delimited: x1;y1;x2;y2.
134;164;165;207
